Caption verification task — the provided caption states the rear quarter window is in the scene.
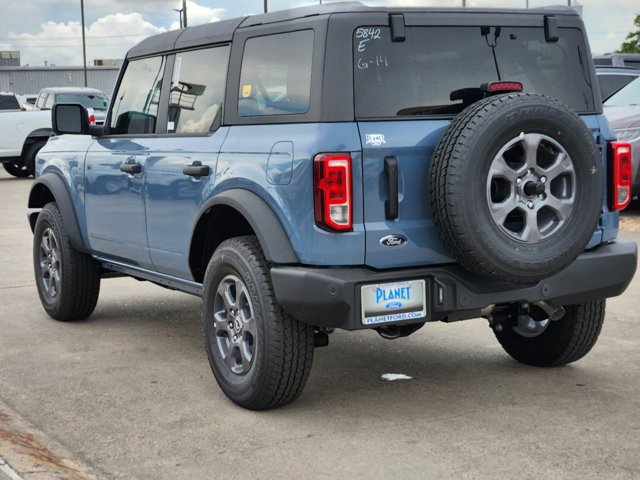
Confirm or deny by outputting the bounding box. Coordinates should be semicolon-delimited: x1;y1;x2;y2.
238;30;314;117
354;26;595;118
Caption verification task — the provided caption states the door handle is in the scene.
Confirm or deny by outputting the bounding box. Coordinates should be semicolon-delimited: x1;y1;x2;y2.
183;161;210;177
384;156;399;220
120;162;142;174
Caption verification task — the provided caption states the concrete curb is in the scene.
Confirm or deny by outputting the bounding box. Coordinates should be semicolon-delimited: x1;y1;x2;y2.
0;402;98;480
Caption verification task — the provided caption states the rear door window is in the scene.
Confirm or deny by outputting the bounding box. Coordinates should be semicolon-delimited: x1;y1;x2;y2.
354;26;595;118
168;45;230;133
109;56;166;135
238;30;314;117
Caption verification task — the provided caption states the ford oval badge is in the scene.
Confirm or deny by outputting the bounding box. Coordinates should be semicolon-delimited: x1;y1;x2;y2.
379;234;408;247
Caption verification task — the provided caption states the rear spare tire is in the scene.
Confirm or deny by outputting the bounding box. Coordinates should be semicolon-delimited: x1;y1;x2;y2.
430;93;602;283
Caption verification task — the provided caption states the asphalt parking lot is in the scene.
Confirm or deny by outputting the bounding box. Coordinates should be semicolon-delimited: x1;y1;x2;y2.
1;168;639;479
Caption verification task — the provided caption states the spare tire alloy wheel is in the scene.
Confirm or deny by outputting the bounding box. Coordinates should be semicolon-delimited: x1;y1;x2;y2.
430;93;603;283
487;133;575;243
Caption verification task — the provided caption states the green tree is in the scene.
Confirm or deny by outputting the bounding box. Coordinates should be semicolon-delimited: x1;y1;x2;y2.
617;14;640;53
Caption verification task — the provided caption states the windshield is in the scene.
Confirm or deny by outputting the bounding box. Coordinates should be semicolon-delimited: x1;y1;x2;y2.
56;93;109;110
354;26;595;118
604;77;640;107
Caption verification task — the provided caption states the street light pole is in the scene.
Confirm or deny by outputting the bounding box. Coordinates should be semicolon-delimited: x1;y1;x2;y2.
182;0;187;27
80;0;87;87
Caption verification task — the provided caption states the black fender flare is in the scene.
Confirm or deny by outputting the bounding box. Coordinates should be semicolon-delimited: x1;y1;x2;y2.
28;172;88;253
22;128;54;156
194;189;298;264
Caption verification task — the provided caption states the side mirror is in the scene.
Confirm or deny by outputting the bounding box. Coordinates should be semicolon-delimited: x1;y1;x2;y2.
52;103;89;135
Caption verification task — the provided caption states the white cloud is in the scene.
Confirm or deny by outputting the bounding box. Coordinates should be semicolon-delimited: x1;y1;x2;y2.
169;1;225;30
7;13;166;66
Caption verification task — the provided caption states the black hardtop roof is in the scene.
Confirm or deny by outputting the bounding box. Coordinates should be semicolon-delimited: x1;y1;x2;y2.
126;1;579;59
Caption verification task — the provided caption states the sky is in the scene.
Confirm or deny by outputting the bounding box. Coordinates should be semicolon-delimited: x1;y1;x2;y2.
0;0;637;67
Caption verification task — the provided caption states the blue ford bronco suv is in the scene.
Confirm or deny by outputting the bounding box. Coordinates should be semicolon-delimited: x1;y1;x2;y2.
28;3;637;410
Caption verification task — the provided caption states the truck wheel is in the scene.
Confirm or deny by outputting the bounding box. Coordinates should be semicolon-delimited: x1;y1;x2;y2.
494;300;605;366
3;162;30;178
33;203;101;321
430;93;603;283
202;236;314;410
25;140;47;177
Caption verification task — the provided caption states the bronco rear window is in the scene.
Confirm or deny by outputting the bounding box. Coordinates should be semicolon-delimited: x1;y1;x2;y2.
354;26;595;118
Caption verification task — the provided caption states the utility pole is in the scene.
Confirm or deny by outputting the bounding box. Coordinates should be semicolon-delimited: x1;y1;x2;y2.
182;0;187;27
462;0;466;7
80;0;87;87
264;0;268;13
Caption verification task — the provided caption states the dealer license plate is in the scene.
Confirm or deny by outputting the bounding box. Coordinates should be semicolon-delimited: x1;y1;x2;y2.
361;280;427;326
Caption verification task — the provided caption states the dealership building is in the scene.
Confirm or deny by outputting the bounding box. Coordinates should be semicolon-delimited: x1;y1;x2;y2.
0;51;121;95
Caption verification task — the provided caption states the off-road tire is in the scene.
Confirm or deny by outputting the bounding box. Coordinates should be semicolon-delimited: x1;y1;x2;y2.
494;300;605;366
202;235;314;410
25;140;47;177
430;93;603;283
3;161;30;178
33;203;101;321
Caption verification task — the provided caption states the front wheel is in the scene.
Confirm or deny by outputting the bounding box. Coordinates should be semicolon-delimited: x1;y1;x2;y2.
33;203;101;321
202;236;314;410
494;300;605;366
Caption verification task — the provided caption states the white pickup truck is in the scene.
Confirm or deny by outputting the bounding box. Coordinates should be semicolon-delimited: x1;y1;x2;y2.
0;108;52;177
1;87;109;177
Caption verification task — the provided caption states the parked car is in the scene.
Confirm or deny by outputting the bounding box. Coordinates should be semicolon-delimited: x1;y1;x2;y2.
0;92;23;111
595;66;640;102
604;76;640;198
28;3;636;410
594;53;640;69
34;87;109;125
17;94;38;111
0;87;110;177
0;108;50;177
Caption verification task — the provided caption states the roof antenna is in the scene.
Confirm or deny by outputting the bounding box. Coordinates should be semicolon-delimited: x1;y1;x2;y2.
482;26;502;81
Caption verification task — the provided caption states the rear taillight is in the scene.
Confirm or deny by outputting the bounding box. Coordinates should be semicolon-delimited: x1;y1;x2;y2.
313;153;352;231
609;141;632;211
88;114;96;125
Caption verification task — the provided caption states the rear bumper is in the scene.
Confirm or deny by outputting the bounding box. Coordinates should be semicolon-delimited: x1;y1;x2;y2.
271;241;637;330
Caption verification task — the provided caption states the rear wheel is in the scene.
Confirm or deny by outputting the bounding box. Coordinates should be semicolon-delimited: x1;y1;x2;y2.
2;161;30;178
494;300;605;366
33;203;101;321
202;236;314;410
